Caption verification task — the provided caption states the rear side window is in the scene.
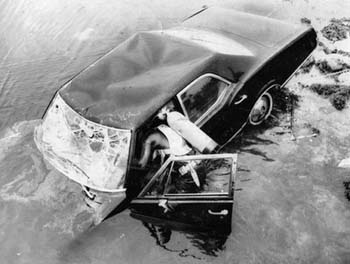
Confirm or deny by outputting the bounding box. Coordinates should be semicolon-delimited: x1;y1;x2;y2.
179;76;229;122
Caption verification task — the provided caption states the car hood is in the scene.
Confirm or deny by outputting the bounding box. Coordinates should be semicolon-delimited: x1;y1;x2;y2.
59;7;311;130
58;29;258;130
34;93;131;192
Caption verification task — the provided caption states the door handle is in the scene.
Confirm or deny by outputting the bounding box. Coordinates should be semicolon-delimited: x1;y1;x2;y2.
208;209;228;216
158;199;171;213
234;94;247;105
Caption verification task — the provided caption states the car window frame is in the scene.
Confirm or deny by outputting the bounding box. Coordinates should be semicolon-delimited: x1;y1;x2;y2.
138;153;237;199
176;73;232;126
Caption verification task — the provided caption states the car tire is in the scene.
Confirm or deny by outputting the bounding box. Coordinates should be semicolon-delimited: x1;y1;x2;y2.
248;88;274;126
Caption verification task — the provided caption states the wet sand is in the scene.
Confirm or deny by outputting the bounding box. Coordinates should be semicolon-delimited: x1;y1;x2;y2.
1;0;350;263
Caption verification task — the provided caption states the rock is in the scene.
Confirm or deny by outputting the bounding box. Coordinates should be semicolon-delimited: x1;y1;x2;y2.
333;37;350;53
327;58;345;71
338;157;350;168
338;71;350;83
315;54;350;74
321;18;350;42
308;83;350;110
300;17;311;25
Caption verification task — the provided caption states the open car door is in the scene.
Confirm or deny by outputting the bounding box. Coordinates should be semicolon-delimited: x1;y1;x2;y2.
129;153;237;232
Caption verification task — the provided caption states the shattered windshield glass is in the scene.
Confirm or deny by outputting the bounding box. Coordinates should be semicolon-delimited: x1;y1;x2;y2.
34;93;131;192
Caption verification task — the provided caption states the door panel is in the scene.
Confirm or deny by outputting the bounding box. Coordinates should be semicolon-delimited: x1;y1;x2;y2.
131;198;233;231
203;88;253;145
200;102;248;145
130;154;237;230
166;199;233;229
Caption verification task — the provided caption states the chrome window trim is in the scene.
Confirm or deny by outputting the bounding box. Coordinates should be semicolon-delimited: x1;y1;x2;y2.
176;73;232;126
138;153;237;198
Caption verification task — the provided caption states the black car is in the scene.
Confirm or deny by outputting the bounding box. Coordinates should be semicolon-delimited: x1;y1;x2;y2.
34;7;317;227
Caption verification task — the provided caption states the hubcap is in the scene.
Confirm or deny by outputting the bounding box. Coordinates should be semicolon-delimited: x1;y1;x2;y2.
249;92;273;125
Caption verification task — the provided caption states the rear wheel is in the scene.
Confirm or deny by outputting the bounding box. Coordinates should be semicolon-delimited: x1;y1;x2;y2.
248;90;273;126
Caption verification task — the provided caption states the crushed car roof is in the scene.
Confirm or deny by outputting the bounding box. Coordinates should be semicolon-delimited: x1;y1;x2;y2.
59;7;310;129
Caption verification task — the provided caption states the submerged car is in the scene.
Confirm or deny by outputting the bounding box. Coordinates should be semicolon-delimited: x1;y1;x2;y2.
34;7;316;229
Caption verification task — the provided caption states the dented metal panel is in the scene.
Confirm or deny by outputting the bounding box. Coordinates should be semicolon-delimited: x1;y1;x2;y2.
34;93;131;192
58;29;258;130
162;28;254;56
182;7;302;48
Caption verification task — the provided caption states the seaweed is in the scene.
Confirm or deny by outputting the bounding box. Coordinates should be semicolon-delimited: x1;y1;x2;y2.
270;86;300;114
300;17;311;25
344;181;350;201
315;59;350;74
321;18;350;42
309;83;350;110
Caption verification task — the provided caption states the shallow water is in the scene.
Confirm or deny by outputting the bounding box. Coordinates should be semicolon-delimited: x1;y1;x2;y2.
1;0;350;263
2;87;350;263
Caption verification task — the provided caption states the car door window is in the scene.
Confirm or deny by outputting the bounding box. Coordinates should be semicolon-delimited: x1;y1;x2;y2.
143;163;172;197
138;154;236;198
165;158;232;195
179;76;229;123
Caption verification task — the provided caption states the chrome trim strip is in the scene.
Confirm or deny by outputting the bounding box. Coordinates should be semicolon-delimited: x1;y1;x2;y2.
132;199;233;204
137;153;237;198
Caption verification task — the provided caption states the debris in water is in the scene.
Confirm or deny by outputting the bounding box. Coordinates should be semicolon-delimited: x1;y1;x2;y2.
338;71;350;83
321;18;350;42
338;158;350;168
317;41;335;55
308;83;350;110
343;181;350;201
291;133;318;141
290;123;320;141
315;57;350;74
300;17;311;25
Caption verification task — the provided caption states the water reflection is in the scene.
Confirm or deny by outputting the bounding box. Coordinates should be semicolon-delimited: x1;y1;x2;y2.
60;213;229;263
141;221;229;257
